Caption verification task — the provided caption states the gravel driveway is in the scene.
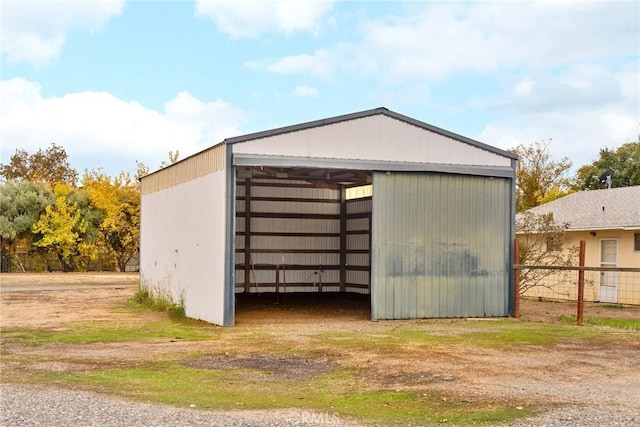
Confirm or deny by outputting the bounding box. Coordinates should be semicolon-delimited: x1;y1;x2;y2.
2;384;639;427
0;384;362;427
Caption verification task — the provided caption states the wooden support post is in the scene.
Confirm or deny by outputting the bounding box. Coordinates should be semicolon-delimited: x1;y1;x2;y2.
244;179;251;293
339;186;347;292
275;264;280;294
513;238;520;319
577;240;586;325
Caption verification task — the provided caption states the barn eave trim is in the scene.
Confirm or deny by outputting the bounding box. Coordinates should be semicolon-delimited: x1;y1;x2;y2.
233;154;515;179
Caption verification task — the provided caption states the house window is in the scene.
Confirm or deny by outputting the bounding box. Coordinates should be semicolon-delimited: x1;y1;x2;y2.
635;233;640;252
546;235;562;252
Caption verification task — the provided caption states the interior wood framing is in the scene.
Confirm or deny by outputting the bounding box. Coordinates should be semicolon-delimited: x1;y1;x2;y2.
235;166;371;294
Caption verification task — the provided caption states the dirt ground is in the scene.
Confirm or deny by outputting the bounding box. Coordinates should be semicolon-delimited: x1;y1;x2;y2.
0;273;139;329
1;272;638;329
1;272;639;416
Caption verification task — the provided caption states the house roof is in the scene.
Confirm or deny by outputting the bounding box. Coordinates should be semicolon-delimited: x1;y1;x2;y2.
523;186;640;231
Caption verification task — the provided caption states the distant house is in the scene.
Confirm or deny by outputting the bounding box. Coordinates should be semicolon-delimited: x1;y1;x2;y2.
518;186;640;304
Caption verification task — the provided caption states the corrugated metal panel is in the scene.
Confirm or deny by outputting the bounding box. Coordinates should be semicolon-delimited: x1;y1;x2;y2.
251;200;338;215
141;144;225;196
346;198;372;214
346;185;372;199
251;218;339;234
246;253;340;266
371;172;511;319
140;169;228;325
232;115;511;168
250;182;338;199
345;197;371;293
235;179;341;291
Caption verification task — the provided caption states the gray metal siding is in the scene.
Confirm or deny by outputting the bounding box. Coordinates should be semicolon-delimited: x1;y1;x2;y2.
371;172;511;319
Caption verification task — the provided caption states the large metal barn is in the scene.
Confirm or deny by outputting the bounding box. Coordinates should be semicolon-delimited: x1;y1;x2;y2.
140;108;517;326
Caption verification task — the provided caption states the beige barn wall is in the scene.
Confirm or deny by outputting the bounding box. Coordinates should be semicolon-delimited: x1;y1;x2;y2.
140;144;228;325
141;144;225;195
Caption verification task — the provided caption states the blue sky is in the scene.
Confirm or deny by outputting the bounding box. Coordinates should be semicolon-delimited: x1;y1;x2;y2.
1;0;639;178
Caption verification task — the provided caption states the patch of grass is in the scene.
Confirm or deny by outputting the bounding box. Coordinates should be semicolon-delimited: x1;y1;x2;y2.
32;362;537;426
130;289;185;319
1;319;218;346
560;316;640;330
457;322;572;347
5;307;633;426
319;321;605;352
600;304;628;310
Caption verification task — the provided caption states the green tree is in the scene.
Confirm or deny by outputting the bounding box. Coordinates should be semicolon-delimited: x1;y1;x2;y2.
573;139;640;190
83;170;140;272
0;180;54;271
0;143;78;187
509;140;573;212
31;183;97;271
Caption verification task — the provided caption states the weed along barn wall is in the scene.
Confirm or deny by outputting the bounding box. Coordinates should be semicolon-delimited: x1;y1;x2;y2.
140;107;517;326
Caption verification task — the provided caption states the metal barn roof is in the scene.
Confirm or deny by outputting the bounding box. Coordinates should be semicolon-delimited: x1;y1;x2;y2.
226;107;517;160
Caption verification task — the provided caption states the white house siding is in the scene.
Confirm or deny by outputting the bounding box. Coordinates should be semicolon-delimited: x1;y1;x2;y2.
140;145;228;325
232;115;510;168
520;230;640;305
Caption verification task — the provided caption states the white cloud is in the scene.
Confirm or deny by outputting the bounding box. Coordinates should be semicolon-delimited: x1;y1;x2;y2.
195;0;334;38
1;0;124;66
290;86;318;97
266;49;335;79
354;1;638;82
478;104;639;172
473;65;627;114
163;91;246;145
0;78;246;175
255;2;637;85
475;59;639;169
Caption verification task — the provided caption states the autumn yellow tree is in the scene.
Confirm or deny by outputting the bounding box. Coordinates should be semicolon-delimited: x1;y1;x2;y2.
83;170;140;272
509;140;573;212
1;143;78;187
31;183;97;271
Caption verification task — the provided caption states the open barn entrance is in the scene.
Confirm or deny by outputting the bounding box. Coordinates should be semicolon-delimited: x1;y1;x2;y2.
234;166;372;319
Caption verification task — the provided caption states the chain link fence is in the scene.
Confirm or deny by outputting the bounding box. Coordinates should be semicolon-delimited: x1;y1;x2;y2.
1;251;139;273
